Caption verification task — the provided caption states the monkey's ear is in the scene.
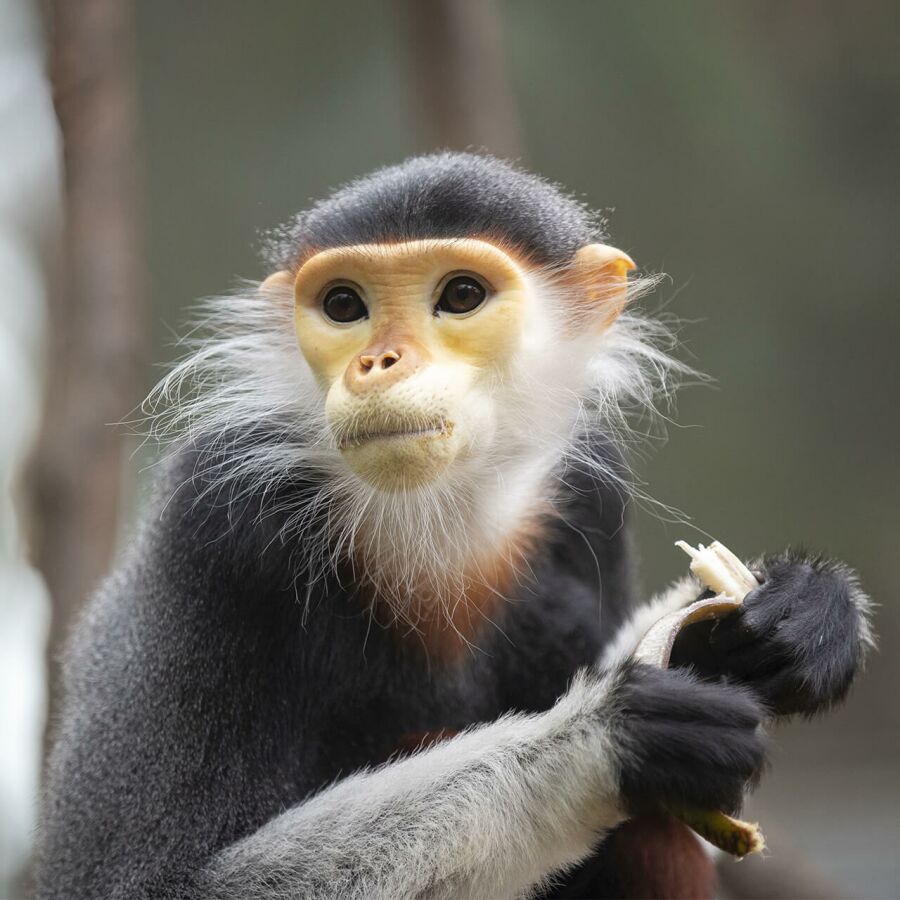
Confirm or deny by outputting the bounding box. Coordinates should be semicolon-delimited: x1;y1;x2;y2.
569;243;636;330
260;270;294;294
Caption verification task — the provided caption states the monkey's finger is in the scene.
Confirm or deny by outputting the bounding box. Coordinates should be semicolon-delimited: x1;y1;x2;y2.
719;640;791;680
710;597;784;652
746;669;809;715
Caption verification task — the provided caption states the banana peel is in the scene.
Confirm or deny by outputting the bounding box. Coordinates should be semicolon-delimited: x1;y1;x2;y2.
668;804;765;858
632;540;765;858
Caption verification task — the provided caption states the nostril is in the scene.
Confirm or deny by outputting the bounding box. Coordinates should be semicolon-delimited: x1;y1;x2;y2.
380;351;400;370
359;355;376;372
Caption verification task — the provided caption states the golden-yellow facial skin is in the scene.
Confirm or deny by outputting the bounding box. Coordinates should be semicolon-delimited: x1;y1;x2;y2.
291;239;532;490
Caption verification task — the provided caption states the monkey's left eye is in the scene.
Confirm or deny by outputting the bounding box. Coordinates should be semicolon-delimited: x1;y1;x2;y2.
323;286;367;323
435;275;488;316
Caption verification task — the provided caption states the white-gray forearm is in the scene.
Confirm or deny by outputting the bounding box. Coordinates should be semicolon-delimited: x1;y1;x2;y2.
600;575;700;669
202;670;626;900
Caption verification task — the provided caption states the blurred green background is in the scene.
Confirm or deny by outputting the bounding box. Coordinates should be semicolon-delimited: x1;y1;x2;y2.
124;1;898;895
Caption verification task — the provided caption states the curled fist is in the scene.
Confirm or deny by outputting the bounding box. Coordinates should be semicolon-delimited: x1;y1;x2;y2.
610;663;768;815
671;551;874;716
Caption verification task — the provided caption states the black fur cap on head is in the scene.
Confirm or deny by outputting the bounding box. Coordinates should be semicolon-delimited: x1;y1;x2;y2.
265;152;603;271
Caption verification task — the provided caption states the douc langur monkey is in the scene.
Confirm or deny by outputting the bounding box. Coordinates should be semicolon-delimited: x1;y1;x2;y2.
37;153;873;900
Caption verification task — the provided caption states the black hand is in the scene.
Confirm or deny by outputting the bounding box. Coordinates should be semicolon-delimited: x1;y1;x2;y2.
611;663;768;816
673;551;873;716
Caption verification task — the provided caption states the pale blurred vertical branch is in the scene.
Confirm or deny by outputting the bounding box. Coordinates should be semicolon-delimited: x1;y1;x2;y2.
399;0;524;159
0;1;59;890
33;0;142;751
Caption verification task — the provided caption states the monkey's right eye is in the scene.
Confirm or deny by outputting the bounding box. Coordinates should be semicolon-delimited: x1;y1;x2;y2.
322;286;367;323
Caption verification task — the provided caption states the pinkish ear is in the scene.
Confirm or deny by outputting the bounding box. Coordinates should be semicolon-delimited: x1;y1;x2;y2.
568;243;636;330
260;270;294;294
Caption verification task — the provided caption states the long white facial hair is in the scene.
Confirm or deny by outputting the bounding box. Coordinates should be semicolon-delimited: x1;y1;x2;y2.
143;267;687;636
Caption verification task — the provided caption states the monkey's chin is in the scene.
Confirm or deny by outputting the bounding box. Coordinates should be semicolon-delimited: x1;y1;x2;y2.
339;427;459;491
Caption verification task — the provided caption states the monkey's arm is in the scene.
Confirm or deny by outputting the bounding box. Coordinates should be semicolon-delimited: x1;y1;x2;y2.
202;671;625;900
201;663;765;900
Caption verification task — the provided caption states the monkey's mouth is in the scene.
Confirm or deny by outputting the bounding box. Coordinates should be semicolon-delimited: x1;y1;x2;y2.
338;420;453;450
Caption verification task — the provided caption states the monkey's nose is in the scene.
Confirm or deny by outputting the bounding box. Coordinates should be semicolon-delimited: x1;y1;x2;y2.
345;343;426;396
359;350;401;372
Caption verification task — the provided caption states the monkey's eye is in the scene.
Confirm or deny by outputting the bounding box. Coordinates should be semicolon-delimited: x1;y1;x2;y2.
435;275;488;316
322;286;367;323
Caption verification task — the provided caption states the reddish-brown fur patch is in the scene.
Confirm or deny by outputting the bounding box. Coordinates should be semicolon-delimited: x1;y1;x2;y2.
419;516;546;661
575;814;716;900
359;515;546;663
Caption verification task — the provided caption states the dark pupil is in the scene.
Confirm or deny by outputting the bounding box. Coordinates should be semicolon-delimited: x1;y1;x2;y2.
440;277;485;313
324;287;365;322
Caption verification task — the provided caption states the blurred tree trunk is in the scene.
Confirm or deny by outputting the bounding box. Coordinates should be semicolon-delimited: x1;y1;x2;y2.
399;0;524;159
32;0;141;757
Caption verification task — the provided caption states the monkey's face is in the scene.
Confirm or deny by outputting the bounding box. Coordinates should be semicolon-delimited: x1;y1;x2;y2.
290;239;535;490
